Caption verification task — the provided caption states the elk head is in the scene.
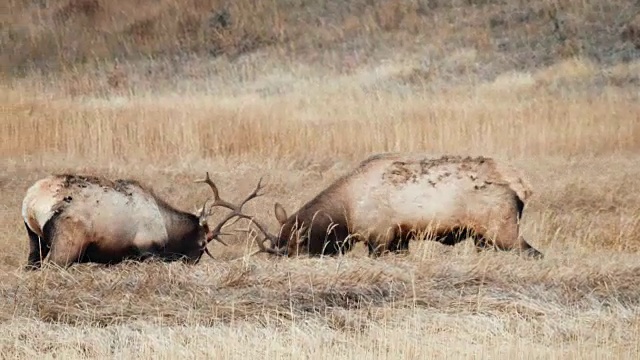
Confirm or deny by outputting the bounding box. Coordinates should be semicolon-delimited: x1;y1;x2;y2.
238;202;314;258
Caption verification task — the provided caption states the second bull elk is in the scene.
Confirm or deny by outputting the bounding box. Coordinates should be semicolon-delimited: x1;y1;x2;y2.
238;152;544;259
21;172;264;269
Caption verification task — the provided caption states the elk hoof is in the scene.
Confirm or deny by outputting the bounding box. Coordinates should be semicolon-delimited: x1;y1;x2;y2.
23;264;41;271
524;248;544;260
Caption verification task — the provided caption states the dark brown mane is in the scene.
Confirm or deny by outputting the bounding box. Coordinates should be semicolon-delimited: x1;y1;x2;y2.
418;155;491;167
57;174;116;189
357;152;399;165
55;174;190;215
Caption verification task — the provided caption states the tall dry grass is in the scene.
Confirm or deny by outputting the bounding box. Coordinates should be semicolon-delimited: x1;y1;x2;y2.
3;62;640;356
3;58;640;165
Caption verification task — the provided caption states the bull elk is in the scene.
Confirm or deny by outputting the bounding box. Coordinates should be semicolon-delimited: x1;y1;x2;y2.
234;152;544;259
21;172;263;269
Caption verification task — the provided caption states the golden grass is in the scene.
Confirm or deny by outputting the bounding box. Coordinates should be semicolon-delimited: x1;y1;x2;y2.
3;1;640;358
3;58;640;164
3;62;640;356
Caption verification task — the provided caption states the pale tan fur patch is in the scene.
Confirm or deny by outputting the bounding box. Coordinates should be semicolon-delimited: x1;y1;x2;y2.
347;154;527;245
21;176;67;237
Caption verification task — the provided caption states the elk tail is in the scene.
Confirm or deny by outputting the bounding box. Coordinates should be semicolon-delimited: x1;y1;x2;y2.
492;161;533;219
495;163;533;202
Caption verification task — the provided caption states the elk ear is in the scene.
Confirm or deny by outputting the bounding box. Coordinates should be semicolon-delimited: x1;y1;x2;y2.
274;202;288;224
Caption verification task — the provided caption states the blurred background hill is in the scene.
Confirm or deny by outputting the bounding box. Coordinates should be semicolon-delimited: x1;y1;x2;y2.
3;0;640;83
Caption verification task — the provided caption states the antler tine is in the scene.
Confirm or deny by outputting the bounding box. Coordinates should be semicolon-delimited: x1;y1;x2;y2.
203;247;215;259
255;238;285;256
194;172;217;195
234;213;278;243
197;173;266;215
229;177;268;216
241;225;285;256
198;198;210;222
205;211;238;246
221;215;243;229
238;176;266;208
194;171;237;212
196;174;272;247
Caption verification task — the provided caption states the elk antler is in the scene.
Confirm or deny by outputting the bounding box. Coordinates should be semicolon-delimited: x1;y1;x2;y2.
240;219;286;257
194;172;268;246
202;246;215;259
196;198;229;246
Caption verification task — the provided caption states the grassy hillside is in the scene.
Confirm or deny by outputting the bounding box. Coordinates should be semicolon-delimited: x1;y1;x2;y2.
2;0;640;358
4;0;640;77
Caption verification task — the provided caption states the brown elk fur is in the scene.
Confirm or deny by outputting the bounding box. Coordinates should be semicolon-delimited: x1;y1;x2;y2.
246;152;543;259
21;173;251;269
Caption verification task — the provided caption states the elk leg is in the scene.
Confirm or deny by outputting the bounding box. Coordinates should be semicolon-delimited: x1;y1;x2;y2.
367;227;400;257
464;227;491;254
388;231;411;254
365;238;375;256
48;240;87;268
473;234;488;253
431;227;473;247
46;218;88;268
335;236;355;255
486;215;543;259
515;236;543;259
335;224;357;255
388;237;409;253
367;240;384;257
366;235;387;257
24;222;49;270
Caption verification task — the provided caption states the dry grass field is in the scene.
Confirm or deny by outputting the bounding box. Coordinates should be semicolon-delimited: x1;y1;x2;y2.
3;0;640;358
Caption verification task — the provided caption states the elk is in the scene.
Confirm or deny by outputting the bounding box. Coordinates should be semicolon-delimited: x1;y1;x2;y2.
21;172;263;269
233;152;544;259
